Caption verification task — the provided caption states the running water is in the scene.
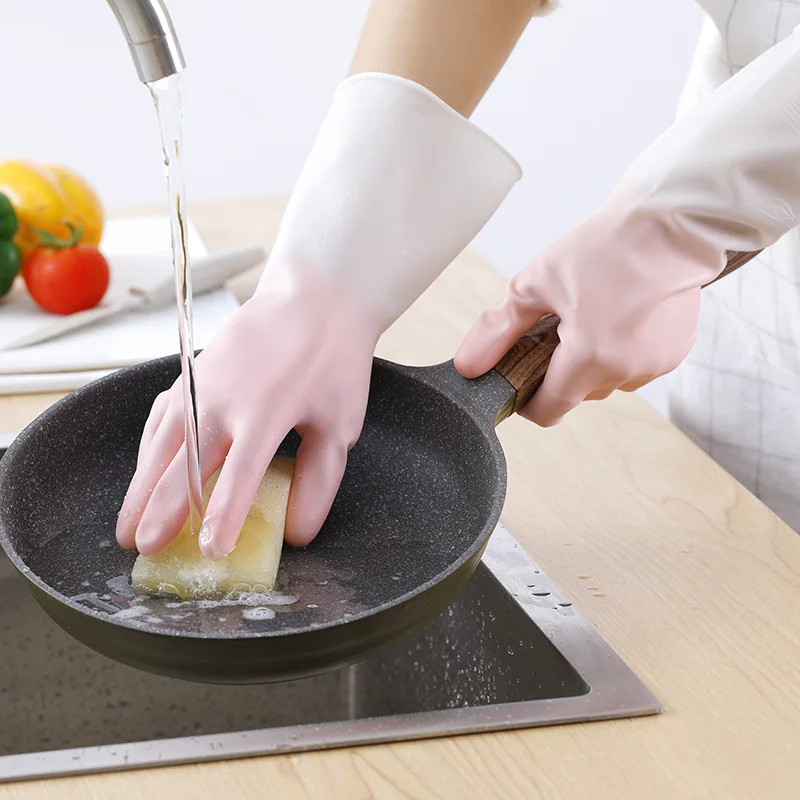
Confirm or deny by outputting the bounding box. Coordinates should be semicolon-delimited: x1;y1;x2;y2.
148;73;203;533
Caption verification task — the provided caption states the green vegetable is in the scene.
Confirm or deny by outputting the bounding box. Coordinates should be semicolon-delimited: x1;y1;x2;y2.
0;193;20;297
0;193;18;241
0;240;21;297
0;194;20;296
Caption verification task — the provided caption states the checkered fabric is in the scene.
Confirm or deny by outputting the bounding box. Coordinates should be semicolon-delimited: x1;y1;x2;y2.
666;0;800;531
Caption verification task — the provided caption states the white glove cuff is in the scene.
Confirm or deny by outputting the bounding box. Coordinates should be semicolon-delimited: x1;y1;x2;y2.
612;27;800;257
260;72;522;327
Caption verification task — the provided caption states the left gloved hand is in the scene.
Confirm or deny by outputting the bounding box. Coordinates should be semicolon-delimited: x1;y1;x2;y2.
456;25;800;426
455;205;722;427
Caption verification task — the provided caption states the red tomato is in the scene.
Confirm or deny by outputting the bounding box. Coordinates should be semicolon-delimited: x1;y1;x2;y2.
23;244;110;315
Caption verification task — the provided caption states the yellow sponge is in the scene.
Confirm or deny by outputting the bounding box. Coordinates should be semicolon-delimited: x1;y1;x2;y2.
131;456;295;600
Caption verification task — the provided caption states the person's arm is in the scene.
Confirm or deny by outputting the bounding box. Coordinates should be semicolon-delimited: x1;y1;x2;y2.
258;0;541;327
456;24;800;427
120;0;544;557
350;0;546;115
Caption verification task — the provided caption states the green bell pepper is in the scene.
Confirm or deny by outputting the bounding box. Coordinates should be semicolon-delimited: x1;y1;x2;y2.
0;192;20;297
0;193;18;241
0;240;21;296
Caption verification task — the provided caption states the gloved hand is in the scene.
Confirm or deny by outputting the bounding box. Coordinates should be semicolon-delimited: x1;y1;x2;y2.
456;26;800;426
117;72;520;558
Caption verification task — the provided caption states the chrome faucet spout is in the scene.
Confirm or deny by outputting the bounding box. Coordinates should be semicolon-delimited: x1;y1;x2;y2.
106;0;185;84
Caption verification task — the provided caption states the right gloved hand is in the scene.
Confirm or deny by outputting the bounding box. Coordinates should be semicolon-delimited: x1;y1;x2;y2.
117;73;521;558
456;26;800;425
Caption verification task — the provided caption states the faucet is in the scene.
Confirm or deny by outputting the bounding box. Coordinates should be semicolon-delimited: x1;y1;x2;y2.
105;0;185;84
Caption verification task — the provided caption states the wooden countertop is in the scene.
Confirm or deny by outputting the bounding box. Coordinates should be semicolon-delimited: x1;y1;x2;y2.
2;198;800;799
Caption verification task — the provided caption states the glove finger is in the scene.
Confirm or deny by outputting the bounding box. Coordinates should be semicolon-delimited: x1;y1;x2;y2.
197;427;287;560
585;386;616;401
134;432;231;556
455;281;550;379
519;333;598;427
284;427;349;548
618;377;654;393
136;390;172;469
116;399;185;550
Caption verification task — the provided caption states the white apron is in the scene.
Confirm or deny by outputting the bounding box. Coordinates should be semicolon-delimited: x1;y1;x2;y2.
666;0;800;530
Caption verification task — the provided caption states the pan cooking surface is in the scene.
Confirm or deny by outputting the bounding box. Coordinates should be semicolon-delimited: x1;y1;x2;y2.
0;358;506;640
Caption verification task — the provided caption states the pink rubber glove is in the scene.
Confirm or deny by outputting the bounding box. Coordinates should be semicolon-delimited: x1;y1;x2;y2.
116;73;520;558
456;26;800;426
117;282;379;558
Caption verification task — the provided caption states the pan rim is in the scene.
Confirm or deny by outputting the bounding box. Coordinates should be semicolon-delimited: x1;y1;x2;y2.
0;355;509;641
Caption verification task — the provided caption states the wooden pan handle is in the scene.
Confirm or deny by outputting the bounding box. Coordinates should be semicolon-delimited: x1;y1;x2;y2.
493;248;761;413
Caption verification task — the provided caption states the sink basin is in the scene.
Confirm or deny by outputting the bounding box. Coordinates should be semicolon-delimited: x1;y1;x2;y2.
0;523;660;783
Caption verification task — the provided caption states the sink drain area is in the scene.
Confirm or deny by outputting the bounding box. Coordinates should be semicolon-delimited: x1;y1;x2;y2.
0;523;660;783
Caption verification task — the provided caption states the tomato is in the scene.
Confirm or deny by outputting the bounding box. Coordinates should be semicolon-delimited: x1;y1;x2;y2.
23;242;110;315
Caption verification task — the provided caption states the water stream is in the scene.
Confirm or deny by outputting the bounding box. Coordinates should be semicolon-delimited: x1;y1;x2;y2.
148;73;203;533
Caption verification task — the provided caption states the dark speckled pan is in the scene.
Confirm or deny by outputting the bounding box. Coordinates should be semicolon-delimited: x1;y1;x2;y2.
0;319;568;684
0;242;758;685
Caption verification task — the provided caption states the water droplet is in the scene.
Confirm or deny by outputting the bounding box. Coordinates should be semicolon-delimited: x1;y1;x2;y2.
115;606;149;619
242;607;275;621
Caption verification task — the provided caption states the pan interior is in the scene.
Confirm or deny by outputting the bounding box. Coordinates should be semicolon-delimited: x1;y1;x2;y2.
0;356;505;639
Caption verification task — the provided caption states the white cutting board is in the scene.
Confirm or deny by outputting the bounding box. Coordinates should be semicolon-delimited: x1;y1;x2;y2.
0;216;240;393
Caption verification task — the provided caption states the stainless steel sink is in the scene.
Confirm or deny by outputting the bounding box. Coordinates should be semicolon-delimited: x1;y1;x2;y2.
0;524;660;783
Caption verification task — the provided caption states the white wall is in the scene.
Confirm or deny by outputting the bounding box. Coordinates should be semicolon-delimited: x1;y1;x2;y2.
1;0;705;412
0;1;370;212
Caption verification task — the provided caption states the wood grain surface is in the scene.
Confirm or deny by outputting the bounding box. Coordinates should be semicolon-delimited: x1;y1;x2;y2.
1;199;799;800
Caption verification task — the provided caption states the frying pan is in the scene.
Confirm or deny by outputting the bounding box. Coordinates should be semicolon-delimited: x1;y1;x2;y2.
0;250;756;685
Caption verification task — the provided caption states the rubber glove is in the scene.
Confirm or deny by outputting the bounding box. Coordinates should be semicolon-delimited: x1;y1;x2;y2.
455;26;800;427
116;73;521;558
